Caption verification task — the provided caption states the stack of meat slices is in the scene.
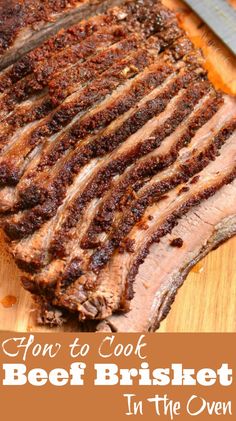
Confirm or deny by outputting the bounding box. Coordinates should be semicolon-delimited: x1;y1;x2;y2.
0;0;235;332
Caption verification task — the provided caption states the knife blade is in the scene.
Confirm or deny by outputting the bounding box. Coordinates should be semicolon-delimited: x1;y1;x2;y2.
182;0;236;55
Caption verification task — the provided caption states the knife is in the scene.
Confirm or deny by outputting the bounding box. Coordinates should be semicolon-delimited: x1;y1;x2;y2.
182;0;236;55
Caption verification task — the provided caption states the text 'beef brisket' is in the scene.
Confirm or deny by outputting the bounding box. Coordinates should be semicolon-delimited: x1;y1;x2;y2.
0;0;235;331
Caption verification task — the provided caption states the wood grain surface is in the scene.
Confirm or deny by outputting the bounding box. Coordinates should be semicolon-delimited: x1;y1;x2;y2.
0;0;235;332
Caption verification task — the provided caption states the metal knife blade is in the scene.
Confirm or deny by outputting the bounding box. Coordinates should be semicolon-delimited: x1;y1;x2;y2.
183;0;236;55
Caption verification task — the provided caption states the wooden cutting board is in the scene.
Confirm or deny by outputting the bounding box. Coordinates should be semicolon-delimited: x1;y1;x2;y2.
0;0;235;332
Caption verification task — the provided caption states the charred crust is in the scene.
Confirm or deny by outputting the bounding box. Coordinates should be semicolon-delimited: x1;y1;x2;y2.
190;175;200;184
178;186;190;195
170;237;183;248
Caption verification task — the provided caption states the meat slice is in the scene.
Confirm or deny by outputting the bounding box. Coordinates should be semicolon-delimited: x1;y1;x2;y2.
15;58;178;205
96;180;236;332
0;0;88;58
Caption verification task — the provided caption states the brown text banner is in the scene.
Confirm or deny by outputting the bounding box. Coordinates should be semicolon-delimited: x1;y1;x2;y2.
0;333;235;420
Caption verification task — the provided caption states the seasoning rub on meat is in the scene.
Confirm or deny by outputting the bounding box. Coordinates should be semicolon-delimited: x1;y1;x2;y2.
0;0;235;331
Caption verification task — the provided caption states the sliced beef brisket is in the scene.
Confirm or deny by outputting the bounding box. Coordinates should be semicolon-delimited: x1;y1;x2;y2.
96;180;236;332
34;180;236;330
0;0;235;331
52;122;236;319
0;0;130;70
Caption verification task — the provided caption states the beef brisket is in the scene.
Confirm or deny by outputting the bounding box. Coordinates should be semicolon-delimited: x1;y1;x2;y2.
0;0;128;70
0;0;235;331
96;180;236;332
35;179;236;330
